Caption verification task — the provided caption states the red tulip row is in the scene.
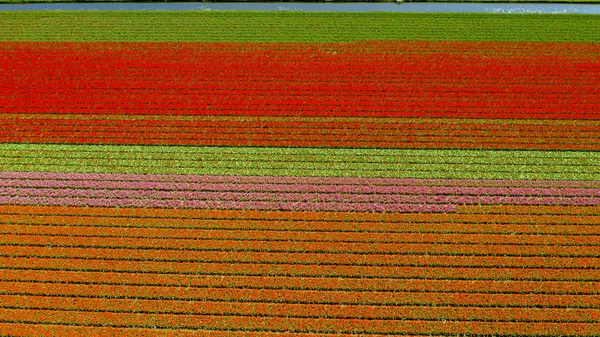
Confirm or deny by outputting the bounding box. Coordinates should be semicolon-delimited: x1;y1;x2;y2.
2;308;598;335
2;229;598;258
2;42;599;119
0;323;395;337
5;214;599;235
3;205;599;220
4;269;598;295
2;295;598;323
2;234;597;258
2;281;598;308
4;244;598;269
5;136;599;151
2;256;598;281
3;119;598;150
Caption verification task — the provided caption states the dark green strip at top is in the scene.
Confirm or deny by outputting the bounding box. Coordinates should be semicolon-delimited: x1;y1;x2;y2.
1;12;599;42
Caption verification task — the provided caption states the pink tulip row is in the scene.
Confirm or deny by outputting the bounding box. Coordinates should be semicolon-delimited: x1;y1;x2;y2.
1;180;597;197
1;187;598;206
0;196;457;213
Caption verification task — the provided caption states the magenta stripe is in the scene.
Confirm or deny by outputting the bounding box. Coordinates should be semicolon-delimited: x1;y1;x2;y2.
1;172;598;212
1;172;599;188
0;180;598;197
0;196;456;213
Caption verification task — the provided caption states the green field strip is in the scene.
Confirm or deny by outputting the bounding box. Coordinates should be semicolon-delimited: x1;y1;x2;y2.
1;144;598;180
3;157;599;172
1;12;600;42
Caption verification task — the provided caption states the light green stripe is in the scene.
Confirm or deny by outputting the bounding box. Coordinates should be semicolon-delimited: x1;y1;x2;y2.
1;144;598;180
1;12;600;43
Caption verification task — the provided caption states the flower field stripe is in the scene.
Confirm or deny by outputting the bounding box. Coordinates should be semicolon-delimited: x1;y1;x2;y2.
1;12;600;43
4;177;600;194
4;232;600;257
1;144;598;180
3;205;599;221
1;174;599;210
1;295;599;323
3;223;600;247
3;245;599;269
1;307;600;335
3;270;599;295
3;42;600;121
0;276;598;306
3;172;600;188
1;206;598;333
2;10;600;336
4;115;600;150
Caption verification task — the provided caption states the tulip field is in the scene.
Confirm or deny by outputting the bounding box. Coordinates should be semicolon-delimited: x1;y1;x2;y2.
0;11;599;336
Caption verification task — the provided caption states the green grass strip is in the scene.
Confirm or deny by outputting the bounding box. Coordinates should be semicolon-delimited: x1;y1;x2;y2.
2;144;598;180
1;12;599;42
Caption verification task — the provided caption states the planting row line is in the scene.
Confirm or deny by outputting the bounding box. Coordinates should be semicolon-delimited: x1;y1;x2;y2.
5;135;599;151
3;236;598;258
6;153;596;166
6;105;599;120
8;123;599;139
2;148;598;180
21;255;596;281
28;228;598;245
2;234;597;254
4;269;598;295
1;195;596;212
2;244;599;269
0;269;599;302
5;216;600;235
3;204;598;220
5;40;600;56
6;115;600;129
4;144;595;158
1;307;599;335
3;172;598;188
2;12;600;42
4;166;595;181
4;179;597;196
6;114;600;126
2;293;599;322
7;126;599;139
2;42;598;120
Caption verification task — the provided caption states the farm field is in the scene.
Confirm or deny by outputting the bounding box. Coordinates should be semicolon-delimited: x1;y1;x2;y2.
0;11;599;336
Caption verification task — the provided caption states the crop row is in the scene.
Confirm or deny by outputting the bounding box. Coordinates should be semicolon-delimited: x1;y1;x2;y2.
1;195;596;211
1;280;599;307
0;324;418;337
3;294;600;323
4;211;599;235
3;172;599;188
3;204;598;220
5;114;599;127
2;233;597;254
2;308;599;335
3;245;599;269
4;134;599;151
2;42;599;120
2;12;600;42
3;236;598;258
2;146;599;180
3;254;600;280
4;269;598;295
4;179;597;196
7;122;599;137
